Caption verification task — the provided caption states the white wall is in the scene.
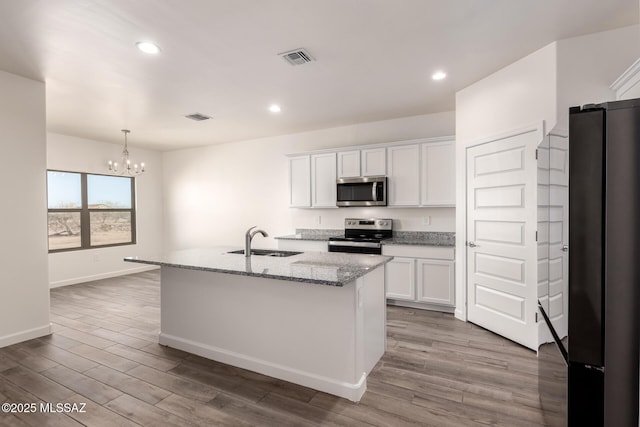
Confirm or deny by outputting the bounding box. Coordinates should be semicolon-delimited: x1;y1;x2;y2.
163;112;455;251
47;133;163;287
454;25;640;323
454;43;558;321
0;70;51;347
556;25;640;130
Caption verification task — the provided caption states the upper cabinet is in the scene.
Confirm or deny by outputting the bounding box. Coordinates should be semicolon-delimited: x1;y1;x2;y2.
361;148;386;176
337;151;360;178
421;140;455;206
288;136;455;209
311;153;337;208
337;148;386;178
387;144;420;206
289;155;311;207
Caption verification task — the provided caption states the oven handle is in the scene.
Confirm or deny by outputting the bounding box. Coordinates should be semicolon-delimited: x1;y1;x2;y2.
372;182;378;202
328;240;381;249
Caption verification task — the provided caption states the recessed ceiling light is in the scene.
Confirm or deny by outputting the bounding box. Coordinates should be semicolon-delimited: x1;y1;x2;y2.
432;71;447;81
269;104;282;113
136;41;161;54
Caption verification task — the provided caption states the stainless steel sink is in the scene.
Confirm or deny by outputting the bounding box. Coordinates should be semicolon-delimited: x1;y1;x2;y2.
227;249;302;257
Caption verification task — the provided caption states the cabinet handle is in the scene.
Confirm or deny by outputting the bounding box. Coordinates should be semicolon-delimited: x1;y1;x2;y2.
562;244;569;252
466;241;477;248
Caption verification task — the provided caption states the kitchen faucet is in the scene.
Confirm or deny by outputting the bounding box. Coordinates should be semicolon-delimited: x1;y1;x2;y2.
245;226;269;257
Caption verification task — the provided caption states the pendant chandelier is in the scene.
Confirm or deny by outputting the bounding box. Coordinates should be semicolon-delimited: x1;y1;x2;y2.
108;129;145;176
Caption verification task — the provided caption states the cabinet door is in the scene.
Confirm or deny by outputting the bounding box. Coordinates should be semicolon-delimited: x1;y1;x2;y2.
337;151;360;178
311;153;337;207
289;155;310;207
416;259;454;306
421;141;455;206
362;148;386;176
385;257;416;301
387;144;420;206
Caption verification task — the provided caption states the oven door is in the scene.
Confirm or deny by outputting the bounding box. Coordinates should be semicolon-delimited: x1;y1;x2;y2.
328;240;382;255
336;177;387;207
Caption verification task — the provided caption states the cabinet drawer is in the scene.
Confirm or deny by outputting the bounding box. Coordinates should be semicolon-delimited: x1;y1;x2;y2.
382;245;454;260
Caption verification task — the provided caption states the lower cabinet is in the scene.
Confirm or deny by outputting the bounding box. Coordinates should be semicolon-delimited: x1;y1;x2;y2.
385;257;415;300
416;259;455;306
383;245;455;312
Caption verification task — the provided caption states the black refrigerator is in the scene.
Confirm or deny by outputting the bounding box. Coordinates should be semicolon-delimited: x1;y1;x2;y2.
559;98;640;426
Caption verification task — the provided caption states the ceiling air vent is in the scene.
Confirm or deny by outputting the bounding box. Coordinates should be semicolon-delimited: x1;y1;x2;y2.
278;48;314;66
185;113;212;121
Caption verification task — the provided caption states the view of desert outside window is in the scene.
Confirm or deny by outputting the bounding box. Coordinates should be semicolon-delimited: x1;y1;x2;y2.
47;172;133;250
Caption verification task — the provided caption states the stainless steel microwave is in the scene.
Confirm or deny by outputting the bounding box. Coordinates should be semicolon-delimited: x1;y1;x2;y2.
336;176;387;207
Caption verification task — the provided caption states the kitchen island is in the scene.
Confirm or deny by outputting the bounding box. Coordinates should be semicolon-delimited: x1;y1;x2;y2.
124;247;392;401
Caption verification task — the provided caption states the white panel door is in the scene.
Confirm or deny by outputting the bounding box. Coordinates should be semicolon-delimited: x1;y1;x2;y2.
311;153;337;207
385;257;415;301
337;151;361;178
548;135;568;339
387;145;420;206
289;155;310;207
466;132;539;350
421;141;455;206
361;148;386;176
416;259;455;306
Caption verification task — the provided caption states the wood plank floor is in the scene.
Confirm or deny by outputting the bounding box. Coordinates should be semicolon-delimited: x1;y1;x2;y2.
0;270;560;426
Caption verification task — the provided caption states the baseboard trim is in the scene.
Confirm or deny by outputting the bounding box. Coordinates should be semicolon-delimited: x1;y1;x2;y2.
387;300;455;314
0;323;52;348
159;332;367;402
49;265;159;288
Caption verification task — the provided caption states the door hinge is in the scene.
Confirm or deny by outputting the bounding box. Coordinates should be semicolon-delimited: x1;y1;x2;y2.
535;149;538;160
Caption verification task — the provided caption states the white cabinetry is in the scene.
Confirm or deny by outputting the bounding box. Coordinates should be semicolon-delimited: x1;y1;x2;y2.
289;155;311;207
288;136;456;209
383;245;455;312
311;153;337;208
361;148;386;176
387;144;420;206
416;259;455;306
337;151;360;178
385;257;415;300
421;141;455;206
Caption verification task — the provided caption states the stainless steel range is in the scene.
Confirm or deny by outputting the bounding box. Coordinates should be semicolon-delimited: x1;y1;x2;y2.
328;218;393;255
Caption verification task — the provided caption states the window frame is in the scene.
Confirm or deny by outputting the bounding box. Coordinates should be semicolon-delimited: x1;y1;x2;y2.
47;170;137;253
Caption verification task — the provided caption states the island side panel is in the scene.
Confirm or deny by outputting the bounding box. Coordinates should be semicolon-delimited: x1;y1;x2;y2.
362;265;386;374
159;266;363;400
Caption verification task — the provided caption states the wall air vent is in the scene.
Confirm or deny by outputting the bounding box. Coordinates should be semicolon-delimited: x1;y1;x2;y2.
185;113;212;121
278;48;314;66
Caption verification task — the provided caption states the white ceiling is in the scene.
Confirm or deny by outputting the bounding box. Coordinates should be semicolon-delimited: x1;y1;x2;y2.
0;1;637;151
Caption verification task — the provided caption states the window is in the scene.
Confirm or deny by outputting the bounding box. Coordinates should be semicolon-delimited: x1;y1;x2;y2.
47;171;136;252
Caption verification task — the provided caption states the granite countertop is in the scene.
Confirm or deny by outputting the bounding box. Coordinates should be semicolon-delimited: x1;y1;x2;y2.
384;231;455;247
274;229;455;247
124;246;392;287
274;229;342;241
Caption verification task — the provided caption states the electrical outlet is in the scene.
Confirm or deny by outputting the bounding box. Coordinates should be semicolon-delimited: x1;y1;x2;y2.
93;253;100;262
422;216;431;225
